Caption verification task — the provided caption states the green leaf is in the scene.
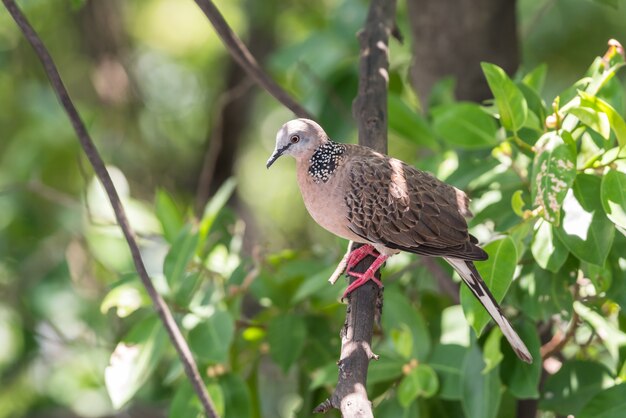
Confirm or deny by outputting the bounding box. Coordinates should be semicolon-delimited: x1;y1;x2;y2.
432;103;498;149
390;324;413;359
377;397;420;418
189;309;235;363
105;317;167;409
511;190;525;217
574;301;626;360
382;289;431;360
199;178;236;242
517;82;547;131
568;107;611;139
367;356;404;385
482;328;503;374
579;91;626;147
310;362;339;390
540;360;614;415
397;364;439;407
601;170;626;228
531;219;569;273
518;266;574;322
579;383;626;418
163;225;199;291
155;190;183;243
460;237;518;335
522;63;548;93
461;345;501;418
101;277;150;318
219;373;252;418
500;321;541;399
267;314;307;372
388;93;438;149
169;381;224;418
556;174;615;266
481;62;528;132
429;344;466;400
531;132;577;226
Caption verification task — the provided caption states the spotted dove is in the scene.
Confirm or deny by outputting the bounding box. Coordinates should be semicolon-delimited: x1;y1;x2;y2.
266;118;532;363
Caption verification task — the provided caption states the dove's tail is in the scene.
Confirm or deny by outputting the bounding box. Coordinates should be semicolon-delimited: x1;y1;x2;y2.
444;257;533;364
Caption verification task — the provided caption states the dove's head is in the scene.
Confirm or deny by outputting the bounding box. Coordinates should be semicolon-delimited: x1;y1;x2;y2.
266;119;328;168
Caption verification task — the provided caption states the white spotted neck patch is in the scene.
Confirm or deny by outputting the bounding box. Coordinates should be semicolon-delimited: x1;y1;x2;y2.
308;141;346;183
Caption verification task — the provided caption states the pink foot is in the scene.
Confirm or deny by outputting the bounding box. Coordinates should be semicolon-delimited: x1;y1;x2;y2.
342;245;388;299
346;244;379;270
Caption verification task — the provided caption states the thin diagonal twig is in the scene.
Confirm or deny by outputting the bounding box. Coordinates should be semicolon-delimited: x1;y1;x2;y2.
193;0;313;120
2;1;219;416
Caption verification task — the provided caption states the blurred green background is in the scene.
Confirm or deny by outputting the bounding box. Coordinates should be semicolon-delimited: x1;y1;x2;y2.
2;0;626;417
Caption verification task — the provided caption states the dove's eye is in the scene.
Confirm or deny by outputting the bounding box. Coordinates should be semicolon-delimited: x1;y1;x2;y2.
290;135;300;144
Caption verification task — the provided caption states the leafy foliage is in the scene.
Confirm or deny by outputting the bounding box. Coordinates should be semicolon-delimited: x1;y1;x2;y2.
2;1;626;418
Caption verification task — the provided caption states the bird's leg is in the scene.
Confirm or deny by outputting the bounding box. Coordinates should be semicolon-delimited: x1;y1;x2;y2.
343;248;388;299
345;244;379;271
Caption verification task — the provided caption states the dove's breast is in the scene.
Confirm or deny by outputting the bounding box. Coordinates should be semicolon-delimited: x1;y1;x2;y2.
296;149;364;243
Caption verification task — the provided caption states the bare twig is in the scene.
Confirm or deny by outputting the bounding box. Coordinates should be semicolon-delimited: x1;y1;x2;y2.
540;311;579;360
541;282;581;360
315;1;397;416
195;77;254;214
328;241;355;285
2;2;220;417
193;0;313;119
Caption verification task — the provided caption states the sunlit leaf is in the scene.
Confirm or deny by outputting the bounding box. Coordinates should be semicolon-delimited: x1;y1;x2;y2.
461;237;518;336
432;102;498;149
105;317;167;409
574;301;626;360
579;91;626;147
481;62;528;132
482;327;503;374
531;219;569;273
568;106;610;139
601;170;626;228
556;174;615;266
101;278;150;318
511;190;525;217
531;132;577;226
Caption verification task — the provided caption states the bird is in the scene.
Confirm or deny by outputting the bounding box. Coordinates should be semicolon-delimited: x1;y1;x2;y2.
266;118;532;364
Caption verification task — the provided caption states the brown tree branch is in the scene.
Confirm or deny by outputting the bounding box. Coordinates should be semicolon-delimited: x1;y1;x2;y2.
193;0;313;120
315;1;397;416
1;1;220;417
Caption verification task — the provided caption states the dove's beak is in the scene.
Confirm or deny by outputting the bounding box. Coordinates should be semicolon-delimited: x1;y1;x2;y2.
266;144;291;169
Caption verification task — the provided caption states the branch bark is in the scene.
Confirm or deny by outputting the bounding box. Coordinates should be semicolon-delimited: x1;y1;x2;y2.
193;0;313;120
315;1;397;416
1;2;220;417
